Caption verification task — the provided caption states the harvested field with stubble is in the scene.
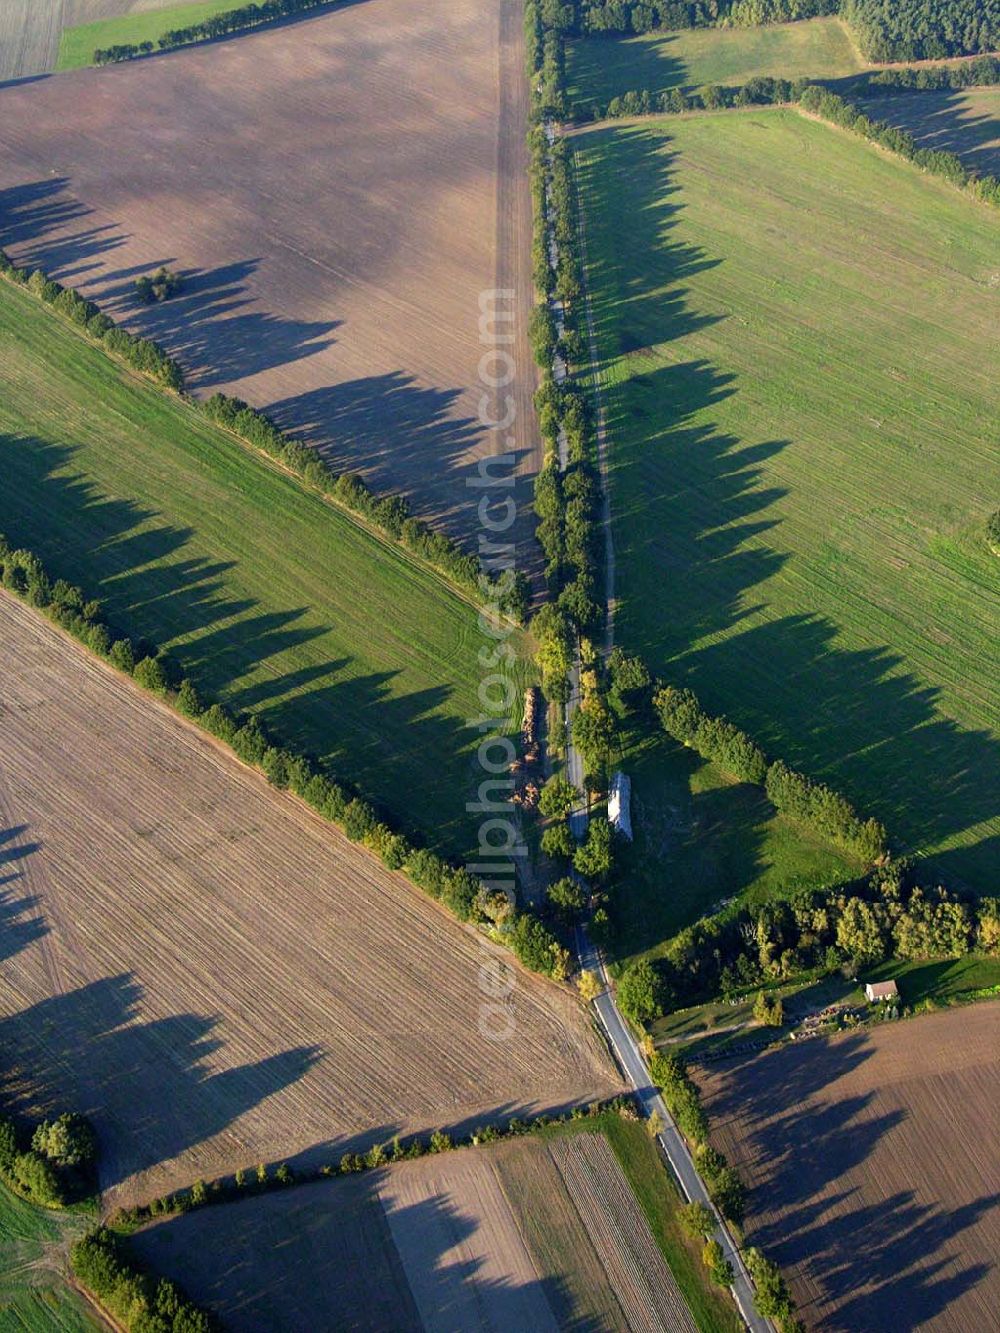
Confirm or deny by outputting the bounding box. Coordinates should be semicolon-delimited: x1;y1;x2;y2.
130;1126;699;1331
697;1004;1000;1332
0;0;540;555
0;592;617;1212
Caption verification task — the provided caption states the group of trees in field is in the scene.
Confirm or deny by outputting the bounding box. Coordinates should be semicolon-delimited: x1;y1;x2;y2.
543;0;996;53
0;535;562;979
135;266;183;304
0;250;183;389
93;0;336;64
0;1112;96;1208
72;1229;215;1333
842;0;1000;61
618;860;1000;1012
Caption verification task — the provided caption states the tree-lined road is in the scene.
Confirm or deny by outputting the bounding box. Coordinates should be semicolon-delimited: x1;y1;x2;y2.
576;926;773;1333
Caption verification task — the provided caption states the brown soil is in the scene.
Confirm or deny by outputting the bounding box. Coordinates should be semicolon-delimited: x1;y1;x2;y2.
0;0;541;563
697;1005;1000;1332
0;592;617;1211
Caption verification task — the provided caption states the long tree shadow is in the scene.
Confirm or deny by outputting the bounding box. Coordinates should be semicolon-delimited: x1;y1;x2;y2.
129;1150;588;1332
703;1036;998;1331
93;257;339;389
0;178;125;282
0;973;320;1193
832;84;1000;176
0;434;476;853
574;121;1000;886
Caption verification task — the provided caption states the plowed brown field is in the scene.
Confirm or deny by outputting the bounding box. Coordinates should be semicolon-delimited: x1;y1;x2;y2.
0;0;540;555
129;1129;694;1331
0;593;617;1211
698;1005;1000;1333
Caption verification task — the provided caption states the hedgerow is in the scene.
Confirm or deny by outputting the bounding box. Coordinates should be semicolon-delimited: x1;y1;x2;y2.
0;535;562;980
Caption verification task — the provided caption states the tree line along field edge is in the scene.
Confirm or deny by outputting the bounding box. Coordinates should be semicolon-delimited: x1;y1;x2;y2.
570;106;999;893
0;271;534;861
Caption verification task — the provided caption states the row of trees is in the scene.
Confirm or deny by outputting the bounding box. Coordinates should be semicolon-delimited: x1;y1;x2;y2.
798;83;1000;206
584;74;1000;204
202;394;528;618
0;535;563;980
72;1229;215;1333
622;860;1000;1010
94;0;335;64
576;0;833;34
0;1112;96;1208
111;1096;640;1231
841;0;1000;62
648;1052;747;1223
655;684;887;860
0;250;183;389
0;247;526;624
862;52;1000;92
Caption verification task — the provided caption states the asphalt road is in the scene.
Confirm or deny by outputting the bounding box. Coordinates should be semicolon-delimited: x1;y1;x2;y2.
577;926;773;1333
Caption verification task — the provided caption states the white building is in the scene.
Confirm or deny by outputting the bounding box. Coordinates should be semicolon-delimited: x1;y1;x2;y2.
608;771;632;841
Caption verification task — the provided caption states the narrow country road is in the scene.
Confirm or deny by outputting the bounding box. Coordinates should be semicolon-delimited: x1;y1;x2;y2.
542;114;771;1332
577;927;774;1333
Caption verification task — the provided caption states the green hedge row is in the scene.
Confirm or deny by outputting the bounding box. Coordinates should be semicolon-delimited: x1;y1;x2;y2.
0;249;183;389
798;83;1000;206
655;685;887;861
202;394;529;618
577;77;1000;210
0;249;528;622
72;1229;215;1333
94;0;336;64
0;536;565;979
110;1095;639;1231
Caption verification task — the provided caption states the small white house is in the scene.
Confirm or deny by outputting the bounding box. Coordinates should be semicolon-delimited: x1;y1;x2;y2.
608;771;632;841
864;979;899;1004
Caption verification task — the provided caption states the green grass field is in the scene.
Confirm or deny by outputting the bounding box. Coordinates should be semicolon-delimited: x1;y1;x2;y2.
0;1183;98;1332
567;16;865;110
608;723;860;968
0;277;529;856
576;109;999;891
857;87;1000;176
57;1;242;70
529;1114;742;1333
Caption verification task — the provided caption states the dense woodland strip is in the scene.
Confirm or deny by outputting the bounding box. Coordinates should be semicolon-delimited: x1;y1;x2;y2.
841;0;1000;61
568;0;998;58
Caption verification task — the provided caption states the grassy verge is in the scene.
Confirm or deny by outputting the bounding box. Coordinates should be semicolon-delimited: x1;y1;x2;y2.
567;16;864;110
57;1;242;70
574;108;999;890
0;274;531;858
533;1114;743;1333
0;1181;98;1332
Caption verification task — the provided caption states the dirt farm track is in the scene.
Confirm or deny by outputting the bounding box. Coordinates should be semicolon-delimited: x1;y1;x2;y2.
0;0;539;556
698;1004;1000;1333
0;593;617;1210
